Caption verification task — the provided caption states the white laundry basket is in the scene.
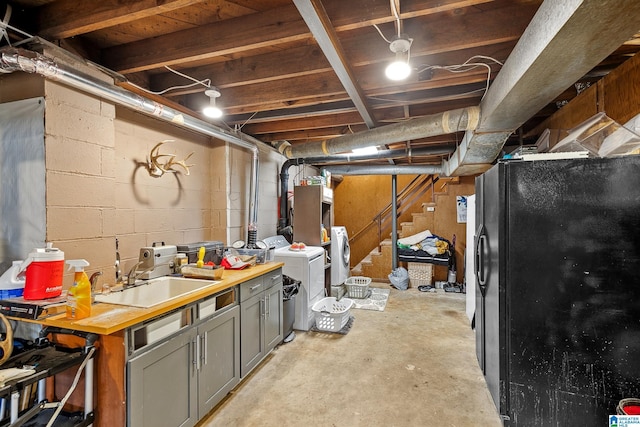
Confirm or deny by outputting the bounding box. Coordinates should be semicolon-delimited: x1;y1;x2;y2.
312;297;354;332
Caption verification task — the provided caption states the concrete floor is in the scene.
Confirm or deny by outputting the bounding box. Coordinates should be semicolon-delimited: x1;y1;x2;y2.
198;284;502;427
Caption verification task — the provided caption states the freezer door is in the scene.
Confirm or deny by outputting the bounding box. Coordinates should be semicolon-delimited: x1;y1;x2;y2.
474;174;486;371
475;163;508;418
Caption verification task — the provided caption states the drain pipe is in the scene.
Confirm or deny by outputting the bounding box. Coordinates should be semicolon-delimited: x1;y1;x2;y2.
0;46;261;242
277;145;454;229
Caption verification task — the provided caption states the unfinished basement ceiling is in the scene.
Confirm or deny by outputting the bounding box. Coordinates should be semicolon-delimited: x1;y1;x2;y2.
3;0;640;167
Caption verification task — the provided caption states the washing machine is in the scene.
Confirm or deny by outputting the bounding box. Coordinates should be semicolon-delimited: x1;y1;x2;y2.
330;226;351;286
263;235;325;331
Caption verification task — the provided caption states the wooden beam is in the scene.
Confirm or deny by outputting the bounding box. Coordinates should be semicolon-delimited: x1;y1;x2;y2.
37;0;208;39
102;0;517;73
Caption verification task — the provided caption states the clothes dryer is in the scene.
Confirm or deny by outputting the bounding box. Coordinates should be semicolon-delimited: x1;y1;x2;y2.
263;236;324;331
330;226;350;286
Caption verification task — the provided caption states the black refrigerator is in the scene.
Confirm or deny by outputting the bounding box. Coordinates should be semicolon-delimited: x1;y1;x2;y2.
474;156;640;426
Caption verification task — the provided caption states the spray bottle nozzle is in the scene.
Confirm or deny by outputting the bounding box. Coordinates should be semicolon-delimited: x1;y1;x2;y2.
66;259;90;272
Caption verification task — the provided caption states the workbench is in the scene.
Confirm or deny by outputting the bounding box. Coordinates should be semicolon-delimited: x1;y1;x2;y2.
3;263;283;427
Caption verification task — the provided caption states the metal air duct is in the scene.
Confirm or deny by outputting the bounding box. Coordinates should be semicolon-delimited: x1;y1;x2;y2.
274;107;480;159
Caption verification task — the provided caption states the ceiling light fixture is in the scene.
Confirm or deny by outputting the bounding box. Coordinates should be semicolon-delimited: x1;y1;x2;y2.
203;88;223;119
385;35;412;81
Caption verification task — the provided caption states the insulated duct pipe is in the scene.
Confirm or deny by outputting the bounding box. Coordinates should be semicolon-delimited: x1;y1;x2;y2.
0;46;261;240
277;146;453;229
322;164;443;176
273;107;480;159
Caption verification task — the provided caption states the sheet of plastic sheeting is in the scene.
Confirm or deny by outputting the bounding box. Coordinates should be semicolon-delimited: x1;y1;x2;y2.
0;97;45;274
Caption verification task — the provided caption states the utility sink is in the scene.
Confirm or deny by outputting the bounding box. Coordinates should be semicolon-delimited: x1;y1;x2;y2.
94;276;219;308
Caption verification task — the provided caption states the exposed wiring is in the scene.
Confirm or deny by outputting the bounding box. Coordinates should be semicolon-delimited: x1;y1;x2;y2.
390;0;401;37
415;55;505;100
373;24;393;44
373;0;404;44
1;4;12;46
368;87;487;104
238;111;259;131
1;19;35;43
129;65;211;96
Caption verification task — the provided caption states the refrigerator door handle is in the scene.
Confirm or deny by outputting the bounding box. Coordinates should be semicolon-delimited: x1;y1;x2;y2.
475;224;488;296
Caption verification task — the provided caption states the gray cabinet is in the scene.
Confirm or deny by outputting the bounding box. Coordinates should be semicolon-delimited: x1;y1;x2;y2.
240;269;283;378
197;304;240;415
126;270;281;426
128;325;198;427
127;288;240;427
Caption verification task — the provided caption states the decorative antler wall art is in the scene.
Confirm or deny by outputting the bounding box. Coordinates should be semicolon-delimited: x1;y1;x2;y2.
147;140;195;178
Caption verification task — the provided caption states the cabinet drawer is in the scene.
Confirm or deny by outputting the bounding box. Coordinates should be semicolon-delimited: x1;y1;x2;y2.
239;276;263;302
199;286;237;319
264;269;282;291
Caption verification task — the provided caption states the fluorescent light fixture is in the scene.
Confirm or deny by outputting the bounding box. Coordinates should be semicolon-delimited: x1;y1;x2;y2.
352;146;379;155
203;88;223;119
385;36;412;81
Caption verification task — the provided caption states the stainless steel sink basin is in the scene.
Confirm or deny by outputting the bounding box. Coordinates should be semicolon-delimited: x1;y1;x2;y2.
94;276;219;308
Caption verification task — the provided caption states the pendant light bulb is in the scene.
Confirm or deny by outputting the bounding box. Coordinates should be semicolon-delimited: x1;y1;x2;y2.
203;88;223;119
385;36;412;81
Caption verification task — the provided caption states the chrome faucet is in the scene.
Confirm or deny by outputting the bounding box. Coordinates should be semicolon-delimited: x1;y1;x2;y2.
125;262;158;288
89;271;103;300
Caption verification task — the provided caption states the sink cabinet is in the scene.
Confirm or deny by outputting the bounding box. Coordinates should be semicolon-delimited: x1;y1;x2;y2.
127;287;240;427
125;269;282;427
240;269;283;378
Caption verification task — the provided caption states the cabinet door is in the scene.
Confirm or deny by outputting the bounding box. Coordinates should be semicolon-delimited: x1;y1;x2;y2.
240;292;264;378
198;305;240;416
264;282;283;353
128;328;198;427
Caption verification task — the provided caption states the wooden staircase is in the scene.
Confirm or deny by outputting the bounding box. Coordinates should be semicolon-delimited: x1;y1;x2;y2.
351;178;459;281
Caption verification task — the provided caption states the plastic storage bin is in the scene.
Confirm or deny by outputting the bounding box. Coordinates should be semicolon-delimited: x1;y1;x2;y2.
312;297;354;332
177;241;224;265
344;276;372;298
233;248;267;264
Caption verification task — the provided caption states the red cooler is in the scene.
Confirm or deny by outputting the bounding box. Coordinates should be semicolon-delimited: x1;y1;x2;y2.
20;243;65;300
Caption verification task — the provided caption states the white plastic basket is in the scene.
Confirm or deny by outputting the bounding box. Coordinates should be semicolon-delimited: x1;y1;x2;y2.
311;297;354;332
344;276;372;298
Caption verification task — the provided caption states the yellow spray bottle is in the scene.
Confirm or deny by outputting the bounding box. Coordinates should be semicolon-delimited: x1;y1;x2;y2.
66;259;92;319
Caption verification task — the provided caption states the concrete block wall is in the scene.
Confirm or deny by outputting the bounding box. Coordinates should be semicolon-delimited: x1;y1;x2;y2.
1;53;287;290
39;73;282;288
44;76;118;288
112;108;216;278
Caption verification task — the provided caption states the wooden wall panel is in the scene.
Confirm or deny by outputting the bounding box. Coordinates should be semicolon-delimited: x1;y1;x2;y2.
530;85;599;142
432;176;475;283
530;52;640;142
601;52;640;124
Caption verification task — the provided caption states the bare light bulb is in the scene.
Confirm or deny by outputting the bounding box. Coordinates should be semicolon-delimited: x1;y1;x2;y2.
385;58;411;81
385;36;412;81
203;88;223;119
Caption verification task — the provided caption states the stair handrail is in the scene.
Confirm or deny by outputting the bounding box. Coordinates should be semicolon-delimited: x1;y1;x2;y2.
349;174;439;246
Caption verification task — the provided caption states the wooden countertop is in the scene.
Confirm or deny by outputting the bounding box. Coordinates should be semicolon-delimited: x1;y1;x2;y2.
12;262;283;336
